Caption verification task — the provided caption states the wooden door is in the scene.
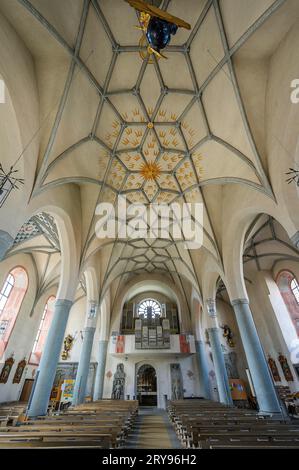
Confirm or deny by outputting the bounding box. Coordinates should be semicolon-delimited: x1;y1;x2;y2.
19;379;34;402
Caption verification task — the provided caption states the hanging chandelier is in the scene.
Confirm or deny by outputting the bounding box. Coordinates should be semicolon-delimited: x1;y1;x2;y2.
126;0;191;59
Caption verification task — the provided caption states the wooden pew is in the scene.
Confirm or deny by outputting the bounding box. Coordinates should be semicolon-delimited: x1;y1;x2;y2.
0;402;27;427
0;432;112;449
168;399;299;449
0;400;138;449
0;399;138;449
202;440;299;449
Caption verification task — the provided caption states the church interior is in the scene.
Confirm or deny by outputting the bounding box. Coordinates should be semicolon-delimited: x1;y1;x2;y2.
0;0;299;451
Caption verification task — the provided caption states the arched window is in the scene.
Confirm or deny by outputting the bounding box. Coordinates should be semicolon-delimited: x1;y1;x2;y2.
29;296;56;365
276;271;299;336
290;278;299;304
0;267;28;357
138;299;161;319
0;273;15;314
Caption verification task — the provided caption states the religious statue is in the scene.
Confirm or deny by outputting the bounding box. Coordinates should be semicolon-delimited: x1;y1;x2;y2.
224;352;239;379
268;356;281;382
61;334;75;360
0;356;15;384
221;324;235;348
170;364;184;400
278;353;294;382
111;363;126;400
13;358;27;384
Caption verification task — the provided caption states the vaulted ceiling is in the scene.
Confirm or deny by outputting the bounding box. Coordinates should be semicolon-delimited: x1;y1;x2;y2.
1;0;298;301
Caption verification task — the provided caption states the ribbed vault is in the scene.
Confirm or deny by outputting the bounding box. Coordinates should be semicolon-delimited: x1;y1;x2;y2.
1;0;298;301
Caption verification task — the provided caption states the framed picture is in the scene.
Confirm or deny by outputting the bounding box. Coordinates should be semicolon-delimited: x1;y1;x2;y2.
0;356;15;384
278;353;294;382
13;359;27;384
268;356;281;382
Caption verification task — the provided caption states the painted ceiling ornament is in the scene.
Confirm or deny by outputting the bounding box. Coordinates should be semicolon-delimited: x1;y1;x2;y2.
100;107;204;204
126;0;191;59
140;161;161;180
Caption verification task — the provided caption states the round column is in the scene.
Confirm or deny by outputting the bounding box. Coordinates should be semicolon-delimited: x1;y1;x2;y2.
72;327;96;405
206;299;233;406
72;300;98;405
195;339;211;399
27;299;73;417
232;299;281;414
93;340;108;401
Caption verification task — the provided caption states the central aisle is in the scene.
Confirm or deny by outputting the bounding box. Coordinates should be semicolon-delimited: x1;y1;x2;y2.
125;407;182;449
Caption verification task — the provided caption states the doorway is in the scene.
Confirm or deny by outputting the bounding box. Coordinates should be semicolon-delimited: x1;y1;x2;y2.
136;364;157;406
19;379;34;402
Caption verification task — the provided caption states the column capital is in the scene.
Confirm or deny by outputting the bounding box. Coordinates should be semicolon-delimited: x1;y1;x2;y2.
231;298;249;307
195;339;205;346
206;298;217;317
207;326;218;333
55;299;73;309
83;326;96;334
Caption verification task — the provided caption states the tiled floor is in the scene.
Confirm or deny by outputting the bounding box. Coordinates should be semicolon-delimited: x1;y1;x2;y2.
125;407;182;449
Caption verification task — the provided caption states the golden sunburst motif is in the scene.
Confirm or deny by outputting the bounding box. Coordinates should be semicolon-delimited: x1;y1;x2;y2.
99;108;205;201
140;162;161;180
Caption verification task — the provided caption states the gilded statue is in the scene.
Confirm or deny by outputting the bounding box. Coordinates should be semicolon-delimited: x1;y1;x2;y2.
61;334;75;360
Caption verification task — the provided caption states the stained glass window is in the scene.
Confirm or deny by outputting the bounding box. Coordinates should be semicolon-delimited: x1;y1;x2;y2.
0;273;14;314
138;299;161;319
291;278;299;304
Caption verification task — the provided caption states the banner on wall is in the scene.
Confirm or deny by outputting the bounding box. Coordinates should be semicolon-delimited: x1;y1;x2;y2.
179;334;190;353
229;379;247;401
61;379;75;402
116;335;125;353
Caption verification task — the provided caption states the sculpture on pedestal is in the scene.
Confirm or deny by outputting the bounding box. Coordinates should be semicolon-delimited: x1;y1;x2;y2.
224;351;239;379
112;363;126;400
170;364;184;400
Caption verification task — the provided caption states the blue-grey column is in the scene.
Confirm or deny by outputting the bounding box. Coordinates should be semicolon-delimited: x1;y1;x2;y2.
27;299;73;417
195;340;211;399
0;230;13;261
208;327;233;405
291;231;299;249
232;299;281;414
72;326;96;406
93;340;108;401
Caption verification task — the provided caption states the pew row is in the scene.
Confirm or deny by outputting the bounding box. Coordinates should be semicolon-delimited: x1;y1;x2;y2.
168;399;299;449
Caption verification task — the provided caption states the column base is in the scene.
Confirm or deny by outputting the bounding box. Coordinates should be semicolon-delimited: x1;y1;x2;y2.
258;410;284;420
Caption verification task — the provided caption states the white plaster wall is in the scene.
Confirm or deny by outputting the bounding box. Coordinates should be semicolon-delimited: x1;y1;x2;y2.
216;299;249;386
247;271;299;392
266;275;298;353
103;353;199;409
0;253;60;402
58;297;86;364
